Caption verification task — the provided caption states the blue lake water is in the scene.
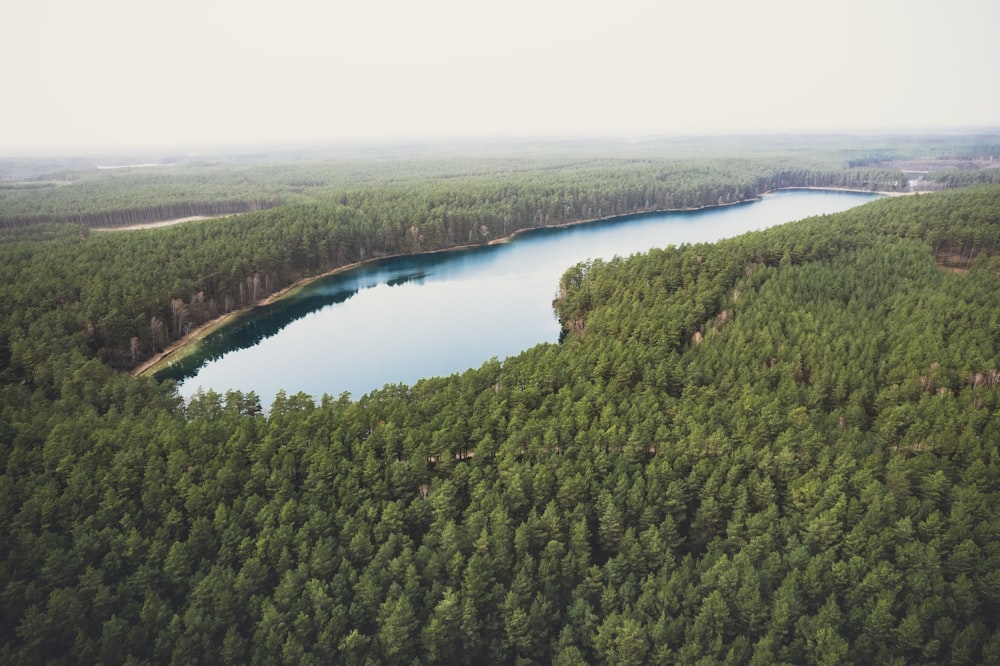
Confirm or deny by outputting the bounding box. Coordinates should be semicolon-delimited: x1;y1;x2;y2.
162;190;879;402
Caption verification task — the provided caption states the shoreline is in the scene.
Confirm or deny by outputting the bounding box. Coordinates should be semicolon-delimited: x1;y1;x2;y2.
765;185;917;197
134;186;896;378
133;257;373;376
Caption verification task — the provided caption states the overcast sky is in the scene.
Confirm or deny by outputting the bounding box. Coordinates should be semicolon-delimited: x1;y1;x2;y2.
3;0;999;151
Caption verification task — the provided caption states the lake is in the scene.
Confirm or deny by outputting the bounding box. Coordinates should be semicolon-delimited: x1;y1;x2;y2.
161;189;880;402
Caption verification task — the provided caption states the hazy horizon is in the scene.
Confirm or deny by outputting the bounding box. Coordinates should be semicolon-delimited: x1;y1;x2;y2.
4;0;999;152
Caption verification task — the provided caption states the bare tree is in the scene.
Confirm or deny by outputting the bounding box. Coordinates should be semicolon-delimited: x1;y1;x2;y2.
190;291;206;322
150;316;165;351
171;298;189;338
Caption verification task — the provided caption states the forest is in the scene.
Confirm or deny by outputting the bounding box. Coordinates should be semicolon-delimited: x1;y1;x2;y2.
1;137;1000;663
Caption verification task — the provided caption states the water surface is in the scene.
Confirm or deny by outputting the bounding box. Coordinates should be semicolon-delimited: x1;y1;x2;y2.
163;190;879;401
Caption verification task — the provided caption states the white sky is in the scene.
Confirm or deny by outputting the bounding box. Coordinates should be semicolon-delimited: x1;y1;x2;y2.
2;0;999;150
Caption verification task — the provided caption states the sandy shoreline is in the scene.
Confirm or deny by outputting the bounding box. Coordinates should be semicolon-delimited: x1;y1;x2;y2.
133;256;376;376
94;214;231;232
133;186;899;378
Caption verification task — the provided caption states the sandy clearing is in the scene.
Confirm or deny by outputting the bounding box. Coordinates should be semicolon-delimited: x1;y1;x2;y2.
93;215;230;231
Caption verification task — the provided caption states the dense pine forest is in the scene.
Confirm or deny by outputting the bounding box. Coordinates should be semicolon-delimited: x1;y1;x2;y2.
2;138;1000;663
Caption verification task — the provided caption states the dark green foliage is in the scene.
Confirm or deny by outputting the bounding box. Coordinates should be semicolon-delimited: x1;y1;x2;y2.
1;151;999;664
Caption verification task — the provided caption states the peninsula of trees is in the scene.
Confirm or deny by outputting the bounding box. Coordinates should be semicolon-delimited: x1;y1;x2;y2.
1;136;999;663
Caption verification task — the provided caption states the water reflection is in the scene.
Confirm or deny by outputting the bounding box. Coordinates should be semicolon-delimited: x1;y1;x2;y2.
387;272;428;287
158;268;431;382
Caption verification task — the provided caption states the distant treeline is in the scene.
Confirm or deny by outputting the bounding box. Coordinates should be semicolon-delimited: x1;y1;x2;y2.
927;168;1000;189
0;155;905;229
0;157;906;372
0;199;282;229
